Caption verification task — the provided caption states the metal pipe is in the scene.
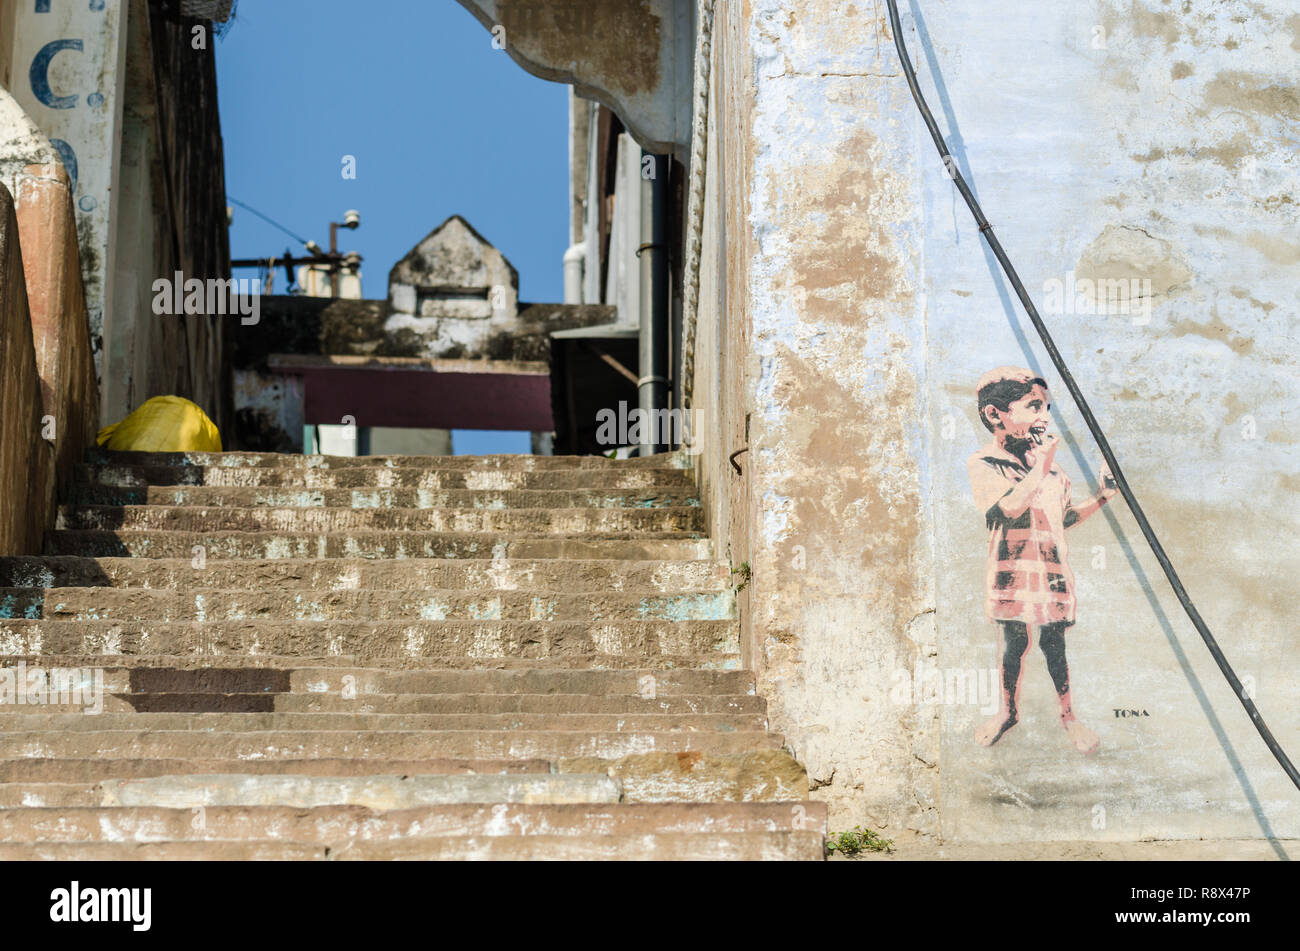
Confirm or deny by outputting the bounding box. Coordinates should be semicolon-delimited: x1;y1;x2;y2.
638;152;671;456
329;221;340;297
563;241;586;304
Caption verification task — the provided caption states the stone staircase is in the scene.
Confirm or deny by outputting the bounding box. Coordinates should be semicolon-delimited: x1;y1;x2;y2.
0;449;824;859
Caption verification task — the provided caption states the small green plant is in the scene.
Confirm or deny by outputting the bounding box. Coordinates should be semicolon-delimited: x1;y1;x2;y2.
731;561;752;593
825;826;894;857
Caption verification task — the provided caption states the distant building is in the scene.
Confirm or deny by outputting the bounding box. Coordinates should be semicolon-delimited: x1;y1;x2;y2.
230;215;617;454
387;216;519;338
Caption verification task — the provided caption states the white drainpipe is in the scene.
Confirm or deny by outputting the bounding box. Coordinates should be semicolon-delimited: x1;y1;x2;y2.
563;242;586;304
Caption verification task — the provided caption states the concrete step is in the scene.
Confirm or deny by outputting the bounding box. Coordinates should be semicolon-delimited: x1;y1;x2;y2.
0;662;755;695
0;749;807;804
0;711;768;732
1;773;621;808
0;729;785;760
84;450;694;471
0;840;331;860
0;784;100;807
0;447;822;859
330;831;826;860
0;587;735;623
0;618;739;660
0;654;743;675
0;556;732;593
0;757;551;783
71;484;702;510
98;773;623;808
44;531;714;561
92;692;766;715
79;463;696;490
559;749;809;803
56;504;706;535
0;831;825;861
0;802;823;844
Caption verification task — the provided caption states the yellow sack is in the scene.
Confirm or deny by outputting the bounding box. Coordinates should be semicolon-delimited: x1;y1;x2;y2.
96;396;222;452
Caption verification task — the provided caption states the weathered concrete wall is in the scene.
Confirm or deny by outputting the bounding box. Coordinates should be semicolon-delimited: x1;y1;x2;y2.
918;0;1299;844
718;0;936;835
696;0;1298;844
0;1;16;90
3;0;233;434
14;161;98;498
0;184;57;556
455;0;695;160
232;368;306;454
4;0;130;382
131;0;232;436
693;0;754;669
603;133;645;326
102;0;168;432
0;88;96;509
569;89;590;249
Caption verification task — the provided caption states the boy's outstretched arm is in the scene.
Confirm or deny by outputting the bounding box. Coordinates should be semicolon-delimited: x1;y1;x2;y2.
1064;461;1120;528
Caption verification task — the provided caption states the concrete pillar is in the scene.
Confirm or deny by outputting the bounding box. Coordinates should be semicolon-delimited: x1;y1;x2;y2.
0;88;98;500
0;183;57;556
693;0;936;832
4;0;131;391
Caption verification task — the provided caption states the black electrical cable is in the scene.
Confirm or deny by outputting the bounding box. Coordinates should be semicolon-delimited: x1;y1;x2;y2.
884;0;1299;792
226;196;310;247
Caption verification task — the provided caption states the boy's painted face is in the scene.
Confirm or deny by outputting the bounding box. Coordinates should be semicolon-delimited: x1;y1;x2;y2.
991;384;1051;444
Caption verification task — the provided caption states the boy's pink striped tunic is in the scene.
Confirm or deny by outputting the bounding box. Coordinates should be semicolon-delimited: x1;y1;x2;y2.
967;442;1077;627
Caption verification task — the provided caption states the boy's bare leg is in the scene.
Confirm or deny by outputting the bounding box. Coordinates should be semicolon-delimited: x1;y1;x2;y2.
975;620;1030;747
1039;621;1100;754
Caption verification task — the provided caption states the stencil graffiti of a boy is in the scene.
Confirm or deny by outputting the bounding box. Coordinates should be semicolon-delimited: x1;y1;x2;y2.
967;367;1120;754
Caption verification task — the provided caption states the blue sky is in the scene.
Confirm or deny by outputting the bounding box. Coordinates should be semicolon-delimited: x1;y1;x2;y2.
215;0;570;453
